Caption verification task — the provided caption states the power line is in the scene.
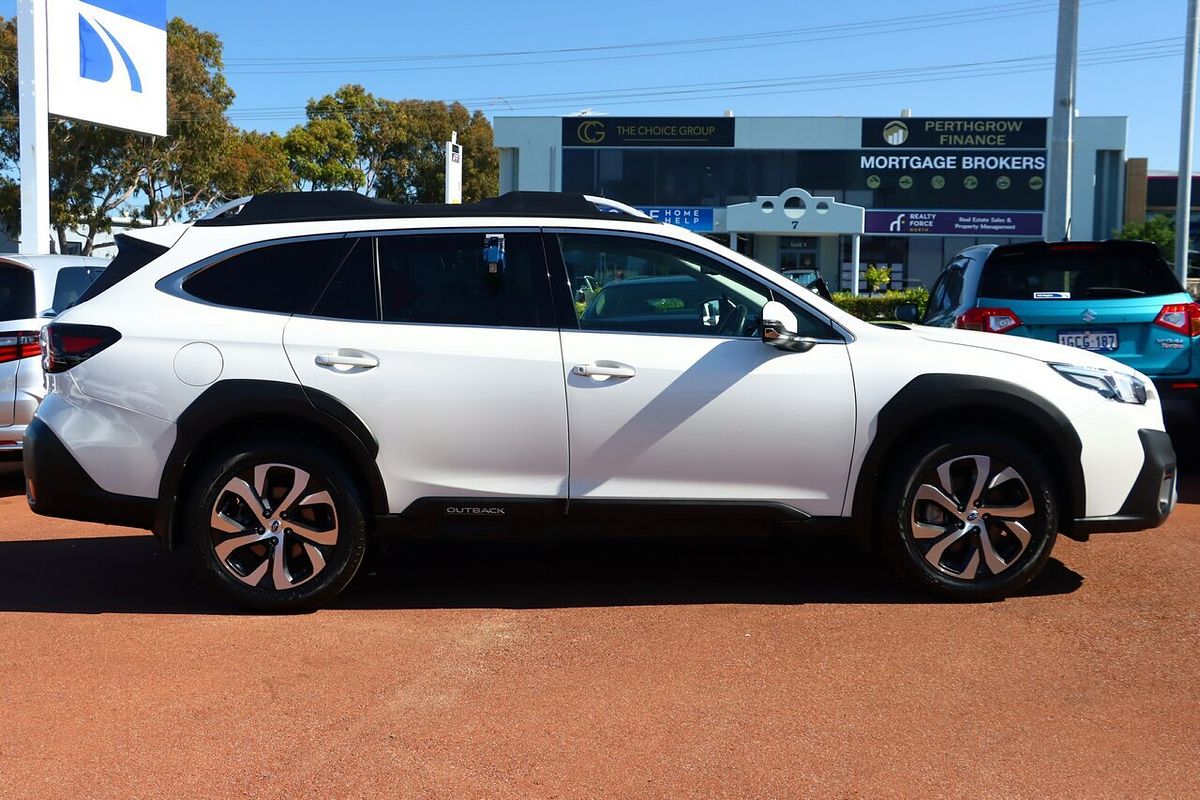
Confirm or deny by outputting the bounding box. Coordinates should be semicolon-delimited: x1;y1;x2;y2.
224;0;1057;64
207;38;1182;123
224;0;1118;75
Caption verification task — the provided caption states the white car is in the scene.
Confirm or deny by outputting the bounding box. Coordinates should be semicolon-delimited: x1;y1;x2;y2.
1;254;106;458
24;192;1176;611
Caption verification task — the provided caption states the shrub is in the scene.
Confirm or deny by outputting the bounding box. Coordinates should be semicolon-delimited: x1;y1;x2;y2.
831;287;929;321
864;265;892;293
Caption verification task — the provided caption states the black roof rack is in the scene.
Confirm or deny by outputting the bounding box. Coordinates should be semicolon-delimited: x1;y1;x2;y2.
194;191;654;227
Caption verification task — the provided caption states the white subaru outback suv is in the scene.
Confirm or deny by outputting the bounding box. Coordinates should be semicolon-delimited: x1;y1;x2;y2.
24;192;1176;611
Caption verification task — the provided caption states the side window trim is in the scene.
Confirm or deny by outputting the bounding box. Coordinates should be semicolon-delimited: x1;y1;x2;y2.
544;227;844;342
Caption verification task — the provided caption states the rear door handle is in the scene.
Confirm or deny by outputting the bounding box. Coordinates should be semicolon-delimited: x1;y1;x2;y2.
572;361;636;379
315;351;379;369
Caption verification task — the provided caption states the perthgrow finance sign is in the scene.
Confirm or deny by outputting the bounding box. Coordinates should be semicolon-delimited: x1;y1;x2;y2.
47;0;167;136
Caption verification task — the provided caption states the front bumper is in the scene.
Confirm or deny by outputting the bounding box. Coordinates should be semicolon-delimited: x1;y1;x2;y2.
24;417;156;530
1072;428;1176;536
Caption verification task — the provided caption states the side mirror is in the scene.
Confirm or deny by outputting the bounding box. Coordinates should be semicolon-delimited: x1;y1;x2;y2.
894;303;920;323
39;308;57;319
761;300;814;352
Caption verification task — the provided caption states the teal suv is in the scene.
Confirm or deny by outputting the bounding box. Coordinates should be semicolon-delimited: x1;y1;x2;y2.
906;240;1200;429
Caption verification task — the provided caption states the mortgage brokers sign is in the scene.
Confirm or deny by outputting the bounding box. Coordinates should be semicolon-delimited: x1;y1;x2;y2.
47;0;167;136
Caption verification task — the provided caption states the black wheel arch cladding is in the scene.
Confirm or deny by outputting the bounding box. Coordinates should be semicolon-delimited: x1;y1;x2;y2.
156;379;387;547
853;373;1086;529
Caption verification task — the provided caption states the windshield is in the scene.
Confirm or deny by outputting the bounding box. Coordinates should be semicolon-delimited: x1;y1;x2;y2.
0;265;35;322
979;247;1181;300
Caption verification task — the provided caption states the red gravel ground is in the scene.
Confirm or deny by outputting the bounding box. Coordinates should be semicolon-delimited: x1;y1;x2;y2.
0;464;1197;799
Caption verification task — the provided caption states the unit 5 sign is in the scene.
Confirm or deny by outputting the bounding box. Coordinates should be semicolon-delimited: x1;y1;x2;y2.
46;0;167;136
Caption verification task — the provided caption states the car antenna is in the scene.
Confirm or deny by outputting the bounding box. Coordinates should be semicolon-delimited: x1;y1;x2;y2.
1063;217;1072;242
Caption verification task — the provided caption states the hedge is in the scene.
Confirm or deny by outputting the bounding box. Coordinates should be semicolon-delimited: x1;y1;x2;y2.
830;288;929;321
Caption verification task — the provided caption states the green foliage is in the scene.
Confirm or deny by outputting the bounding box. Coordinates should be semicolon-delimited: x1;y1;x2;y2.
831;288;929;320
285;86;499;204
1116;215;1176;261
216;131;295;197
864;265;892;292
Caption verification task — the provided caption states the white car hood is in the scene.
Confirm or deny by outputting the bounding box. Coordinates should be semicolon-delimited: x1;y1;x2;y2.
910;325;1123;371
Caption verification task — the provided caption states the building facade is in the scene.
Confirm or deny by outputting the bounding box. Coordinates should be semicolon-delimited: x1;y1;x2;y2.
495;115;1127;290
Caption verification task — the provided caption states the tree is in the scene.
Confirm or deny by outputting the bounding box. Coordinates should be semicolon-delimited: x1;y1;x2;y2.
376;100;498;204
284;116;365;191
285;86;499;203
1116;215;1176;262
216;130;295;198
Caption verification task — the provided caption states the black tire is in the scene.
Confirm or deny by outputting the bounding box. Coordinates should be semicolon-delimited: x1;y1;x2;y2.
880;430;1058;600
183;435;368;612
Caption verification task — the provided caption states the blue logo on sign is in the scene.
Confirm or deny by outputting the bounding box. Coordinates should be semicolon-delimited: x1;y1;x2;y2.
79;13;142;92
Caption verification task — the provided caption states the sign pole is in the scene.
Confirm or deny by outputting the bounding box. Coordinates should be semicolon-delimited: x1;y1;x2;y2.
445;131;463;204
1176;0;1199;282
1046;0;1079;242
18;0;50;255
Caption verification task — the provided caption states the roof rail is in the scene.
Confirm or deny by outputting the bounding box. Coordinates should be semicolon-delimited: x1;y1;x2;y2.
192;191;657;227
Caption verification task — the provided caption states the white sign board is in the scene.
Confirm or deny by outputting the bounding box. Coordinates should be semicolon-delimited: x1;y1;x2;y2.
46;0;167;136
445;133;463;205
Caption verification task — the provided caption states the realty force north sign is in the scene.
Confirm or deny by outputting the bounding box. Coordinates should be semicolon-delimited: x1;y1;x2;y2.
47;0;167;136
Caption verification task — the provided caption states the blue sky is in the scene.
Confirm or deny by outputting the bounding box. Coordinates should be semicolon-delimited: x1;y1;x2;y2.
6;0;1195;169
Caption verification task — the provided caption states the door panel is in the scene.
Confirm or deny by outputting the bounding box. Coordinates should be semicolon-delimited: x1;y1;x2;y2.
283;229;569;513
285;318;569;512
560;332;856;516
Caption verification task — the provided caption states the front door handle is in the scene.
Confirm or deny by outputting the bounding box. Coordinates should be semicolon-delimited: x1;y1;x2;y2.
572;361;636;379
315;351;379;369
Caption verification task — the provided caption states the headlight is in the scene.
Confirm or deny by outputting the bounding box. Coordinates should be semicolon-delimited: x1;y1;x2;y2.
1051;363;1148;404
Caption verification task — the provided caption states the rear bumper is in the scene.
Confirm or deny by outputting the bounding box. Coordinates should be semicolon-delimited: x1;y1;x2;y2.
1153;379;1200;428
0;424;25;454
1072;428;1176;536
24;417;156;530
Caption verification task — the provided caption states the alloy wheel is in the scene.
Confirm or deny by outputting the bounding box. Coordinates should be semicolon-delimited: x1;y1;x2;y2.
908;454;1038;581
208;463;340;591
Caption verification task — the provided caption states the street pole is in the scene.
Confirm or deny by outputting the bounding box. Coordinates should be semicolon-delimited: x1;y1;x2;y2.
1046;0;1079;242
1176;0;1199;283
17;0;50;254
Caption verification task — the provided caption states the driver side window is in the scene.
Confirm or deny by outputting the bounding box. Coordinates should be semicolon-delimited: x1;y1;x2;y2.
557;233;832;339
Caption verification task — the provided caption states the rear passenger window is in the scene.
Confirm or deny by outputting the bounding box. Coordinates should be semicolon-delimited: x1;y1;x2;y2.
184;238;355;314
0;265;34;321
377;232;553;328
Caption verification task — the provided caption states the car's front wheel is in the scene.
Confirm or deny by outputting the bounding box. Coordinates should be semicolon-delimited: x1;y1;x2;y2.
881;431;1058;600
184;437;368;612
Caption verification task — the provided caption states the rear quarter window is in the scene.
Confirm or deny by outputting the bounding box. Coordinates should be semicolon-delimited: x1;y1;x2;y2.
51;266;105;314
0;266;35;321
184;238;357;314
979;246;1181;300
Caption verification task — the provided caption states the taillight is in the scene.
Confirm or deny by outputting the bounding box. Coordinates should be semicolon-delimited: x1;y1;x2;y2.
42;323;122;374
1154;303;1200;337
0;331;40;364
955;307;1023;334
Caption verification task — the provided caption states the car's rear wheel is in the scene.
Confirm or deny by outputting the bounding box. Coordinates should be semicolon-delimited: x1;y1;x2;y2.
184;437;368;612
881;431;1058;600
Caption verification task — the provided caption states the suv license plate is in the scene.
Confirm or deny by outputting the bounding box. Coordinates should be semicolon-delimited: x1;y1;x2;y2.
1058;329;1118;352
